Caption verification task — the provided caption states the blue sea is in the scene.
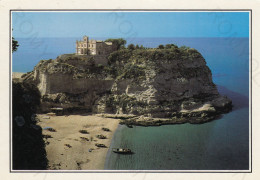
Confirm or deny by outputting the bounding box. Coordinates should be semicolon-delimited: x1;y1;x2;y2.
12;37;250;170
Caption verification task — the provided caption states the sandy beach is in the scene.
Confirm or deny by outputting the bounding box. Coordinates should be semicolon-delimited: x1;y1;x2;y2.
37;114;120;170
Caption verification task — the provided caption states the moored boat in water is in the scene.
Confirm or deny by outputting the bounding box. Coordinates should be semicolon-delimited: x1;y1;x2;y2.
112;148;133;154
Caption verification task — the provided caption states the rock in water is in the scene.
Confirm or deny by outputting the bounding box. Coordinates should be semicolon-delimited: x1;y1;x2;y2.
23;45;232;125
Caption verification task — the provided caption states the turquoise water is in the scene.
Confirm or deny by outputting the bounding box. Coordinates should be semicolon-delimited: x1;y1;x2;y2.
104;75;249;170
104;38;249;170
105;110;248;170
105;87;249;170
12;37;249;170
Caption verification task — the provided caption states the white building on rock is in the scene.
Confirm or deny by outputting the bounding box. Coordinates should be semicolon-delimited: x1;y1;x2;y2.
76;36;116;55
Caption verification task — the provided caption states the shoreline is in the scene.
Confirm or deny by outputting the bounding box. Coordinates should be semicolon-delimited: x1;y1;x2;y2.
104;124;126;170
35;103;232;170
37;114;120;170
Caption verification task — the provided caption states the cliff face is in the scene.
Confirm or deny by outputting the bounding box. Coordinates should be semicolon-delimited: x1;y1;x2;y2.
23;46;232;125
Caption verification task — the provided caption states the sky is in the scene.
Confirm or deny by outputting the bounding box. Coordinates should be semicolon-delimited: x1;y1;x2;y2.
12;11;250;38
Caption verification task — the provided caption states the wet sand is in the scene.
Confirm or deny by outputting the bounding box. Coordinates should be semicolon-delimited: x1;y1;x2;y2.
37;114;120;170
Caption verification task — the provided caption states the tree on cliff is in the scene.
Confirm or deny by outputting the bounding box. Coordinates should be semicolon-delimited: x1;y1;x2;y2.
165;44;178;49
127;44;135;50
105;38;126;50
158;44;164;49
12;37;19;52
140;45;145;49
12;29;19;52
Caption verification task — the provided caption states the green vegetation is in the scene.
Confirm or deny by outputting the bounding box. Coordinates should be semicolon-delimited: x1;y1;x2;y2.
108;45;202;64
104;94;147;114
32;40;204;86
105;38;126;50
112;63;146;83
104;43;204;82
107;49;133;65
12;29;19;52
139;45;145;49
165;44;178;49
12;37;19;52
36;41;203;83
158;44;164;49
127;44;135;50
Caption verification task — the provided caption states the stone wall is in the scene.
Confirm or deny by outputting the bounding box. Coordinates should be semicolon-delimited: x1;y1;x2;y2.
36;72;114;95
96;42;117;56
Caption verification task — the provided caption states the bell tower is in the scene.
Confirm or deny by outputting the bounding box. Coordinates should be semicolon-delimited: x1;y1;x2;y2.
83;36;88;42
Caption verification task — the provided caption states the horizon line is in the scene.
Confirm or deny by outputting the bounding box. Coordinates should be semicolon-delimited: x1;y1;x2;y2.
14;36;249;39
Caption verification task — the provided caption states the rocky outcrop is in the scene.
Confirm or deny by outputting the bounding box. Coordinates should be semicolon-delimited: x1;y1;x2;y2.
23;46;232;125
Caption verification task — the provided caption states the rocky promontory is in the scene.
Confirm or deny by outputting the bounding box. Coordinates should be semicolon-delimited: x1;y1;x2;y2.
22;43;232;126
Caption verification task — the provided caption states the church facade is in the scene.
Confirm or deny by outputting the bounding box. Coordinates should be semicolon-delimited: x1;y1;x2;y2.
76;36;116;55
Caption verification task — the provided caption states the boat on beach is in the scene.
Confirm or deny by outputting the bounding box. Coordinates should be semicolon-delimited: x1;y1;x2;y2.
112;148;133;154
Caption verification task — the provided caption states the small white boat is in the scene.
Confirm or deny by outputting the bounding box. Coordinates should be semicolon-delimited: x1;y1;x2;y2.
112;148;133;154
